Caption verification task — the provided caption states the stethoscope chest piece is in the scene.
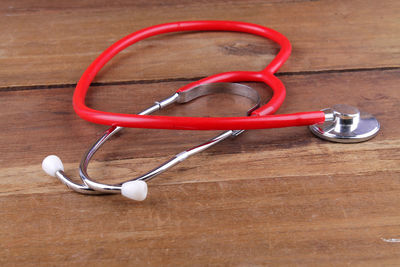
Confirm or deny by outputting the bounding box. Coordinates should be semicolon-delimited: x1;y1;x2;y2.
309;104;380;143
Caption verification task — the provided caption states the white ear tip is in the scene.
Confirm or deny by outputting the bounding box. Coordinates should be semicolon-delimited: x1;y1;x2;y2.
121;180;148;201
42;155;64;177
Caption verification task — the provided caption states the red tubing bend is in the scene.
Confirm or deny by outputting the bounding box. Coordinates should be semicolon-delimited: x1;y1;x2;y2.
73;21;325;130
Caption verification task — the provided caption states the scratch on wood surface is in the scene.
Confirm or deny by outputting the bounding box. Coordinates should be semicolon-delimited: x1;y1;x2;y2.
381;238;400;243
220;42;277;56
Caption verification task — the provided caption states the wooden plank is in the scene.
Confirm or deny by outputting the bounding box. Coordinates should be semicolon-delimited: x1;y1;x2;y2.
1;69;399;265
0;69;399;191
1;0;400;88
1;173;400;266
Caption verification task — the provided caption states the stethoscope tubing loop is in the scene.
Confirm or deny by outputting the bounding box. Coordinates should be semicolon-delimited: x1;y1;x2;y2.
73;20;325;130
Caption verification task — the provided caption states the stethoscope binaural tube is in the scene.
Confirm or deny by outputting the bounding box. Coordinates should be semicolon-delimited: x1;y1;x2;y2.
43;83;263;200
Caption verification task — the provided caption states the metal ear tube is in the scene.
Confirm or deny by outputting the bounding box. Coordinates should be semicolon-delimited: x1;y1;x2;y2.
43;83;261;200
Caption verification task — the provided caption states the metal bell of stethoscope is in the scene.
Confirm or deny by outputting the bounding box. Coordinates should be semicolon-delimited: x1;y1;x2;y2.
309;104;380;143
41;21;380;201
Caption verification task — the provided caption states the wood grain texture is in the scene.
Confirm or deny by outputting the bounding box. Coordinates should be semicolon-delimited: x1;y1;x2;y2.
1;0;400;266
1;69;400;266
0;0;399;88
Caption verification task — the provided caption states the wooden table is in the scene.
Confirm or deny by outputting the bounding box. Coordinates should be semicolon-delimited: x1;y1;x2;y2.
1;1;399;266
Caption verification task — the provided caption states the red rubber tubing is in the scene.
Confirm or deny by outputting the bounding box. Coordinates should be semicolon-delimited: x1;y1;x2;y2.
73;21;325;130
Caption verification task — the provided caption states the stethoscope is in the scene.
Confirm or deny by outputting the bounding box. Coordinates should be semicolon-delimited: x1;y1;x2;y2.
42;21;380;201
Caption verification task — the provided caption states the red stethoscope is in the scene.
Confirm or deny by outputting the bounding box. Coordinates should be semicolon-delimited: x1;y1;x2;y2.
42;21;380;201
73;20;325;129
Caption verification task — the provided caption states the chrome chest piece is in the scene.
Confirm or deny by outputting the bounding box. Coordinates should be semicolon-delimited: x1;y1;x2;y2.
309;104;380;143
